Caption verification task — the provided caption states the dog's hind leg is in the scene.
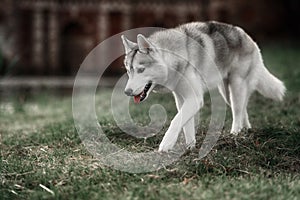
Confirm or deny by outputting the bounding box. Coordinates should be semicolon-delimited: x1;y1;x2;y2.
229;77;248;134
219;78;251;129
242;94;251;129
174;93;196;149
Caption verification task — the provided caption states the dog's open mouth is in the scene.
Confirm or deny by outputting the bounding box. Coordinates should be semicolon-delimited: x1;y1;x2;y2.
133;82;152;104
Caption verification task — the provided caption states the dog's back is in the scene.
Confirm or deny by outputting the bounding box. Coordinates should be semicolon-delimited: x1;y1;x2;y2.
177;21;256;67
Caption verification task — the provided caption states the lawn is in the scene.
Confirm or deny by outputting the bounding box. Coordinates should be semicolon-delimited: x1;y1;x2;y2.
1;43;300;199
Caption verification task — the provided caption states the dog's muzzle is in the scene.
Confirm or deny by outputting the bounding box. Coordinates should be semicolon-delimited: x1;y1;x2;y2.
133;82;152;103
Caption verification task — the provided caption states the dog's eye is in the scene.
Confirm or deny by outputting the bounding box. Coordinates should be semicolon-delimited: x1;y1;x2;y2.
139;61;154;67
137;68;145;73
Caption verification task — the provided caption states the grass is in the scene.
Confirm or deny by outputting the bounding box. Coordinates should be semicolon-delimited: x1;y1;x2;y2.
1;43;300;199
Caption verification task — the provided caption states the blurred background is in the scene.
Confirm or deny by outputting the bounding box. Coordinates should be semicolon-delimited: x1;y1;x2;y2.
0;0;299;78
0;0;299;101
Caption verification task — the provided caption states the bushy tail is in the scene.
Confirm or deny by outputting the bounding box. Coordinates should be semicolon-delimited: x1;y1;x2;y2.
256;65;286;101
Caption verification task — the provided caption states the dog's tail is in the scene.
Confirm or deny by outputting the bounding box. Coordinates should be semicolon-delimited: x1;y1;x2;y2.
256;64;286;101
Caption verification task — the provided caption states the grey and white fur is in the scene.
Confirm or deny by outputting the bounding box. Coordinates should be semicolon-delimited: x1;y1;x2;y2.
121;21;286;152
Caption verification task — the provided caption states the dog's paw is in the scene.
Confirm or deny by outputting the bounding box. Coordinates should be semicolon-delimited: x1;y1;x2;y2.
230;131;239;136
158;142;175;152
230;128;241;135
186;140;196;150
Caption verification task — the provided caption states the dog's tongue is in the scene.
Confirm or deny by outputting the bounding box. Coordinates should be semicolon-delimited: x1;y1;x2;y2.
133;95;141;104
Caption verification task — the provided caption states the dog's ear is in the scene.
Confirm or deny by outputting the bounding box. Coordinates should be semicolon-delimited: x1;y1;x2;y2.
121;35;137;54
137;34;156;53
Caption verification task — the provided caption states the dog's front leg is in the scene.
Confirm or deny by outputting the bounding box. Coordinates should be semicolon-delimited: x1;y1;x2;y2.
158;97;203;152
174;93;196;149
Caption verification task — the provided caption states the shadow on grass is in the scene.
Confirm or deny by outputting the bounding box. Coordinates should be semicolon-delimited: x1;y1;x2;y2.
179;126;300;177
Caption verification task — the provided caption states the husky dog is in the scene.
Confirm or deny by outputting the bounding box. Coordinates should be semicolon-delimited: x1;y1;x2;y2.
121;21;286;152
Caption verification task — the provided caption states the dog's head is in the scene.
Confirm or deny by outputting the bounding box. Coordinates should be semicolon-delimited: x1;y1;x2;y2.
121;34;168;103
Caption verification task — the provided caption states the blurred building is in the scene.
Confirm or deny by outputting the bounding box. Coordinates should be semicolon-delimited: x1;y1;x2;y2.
0;0;297;76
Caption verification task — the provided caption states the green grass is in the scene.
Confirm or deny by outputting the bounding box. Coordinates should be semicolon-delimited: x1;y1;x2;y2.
1;44;300;199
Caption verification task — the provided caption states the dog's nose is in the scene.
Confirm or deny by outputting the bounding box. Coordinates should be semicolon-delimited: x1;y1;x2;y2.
124;88;133;96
